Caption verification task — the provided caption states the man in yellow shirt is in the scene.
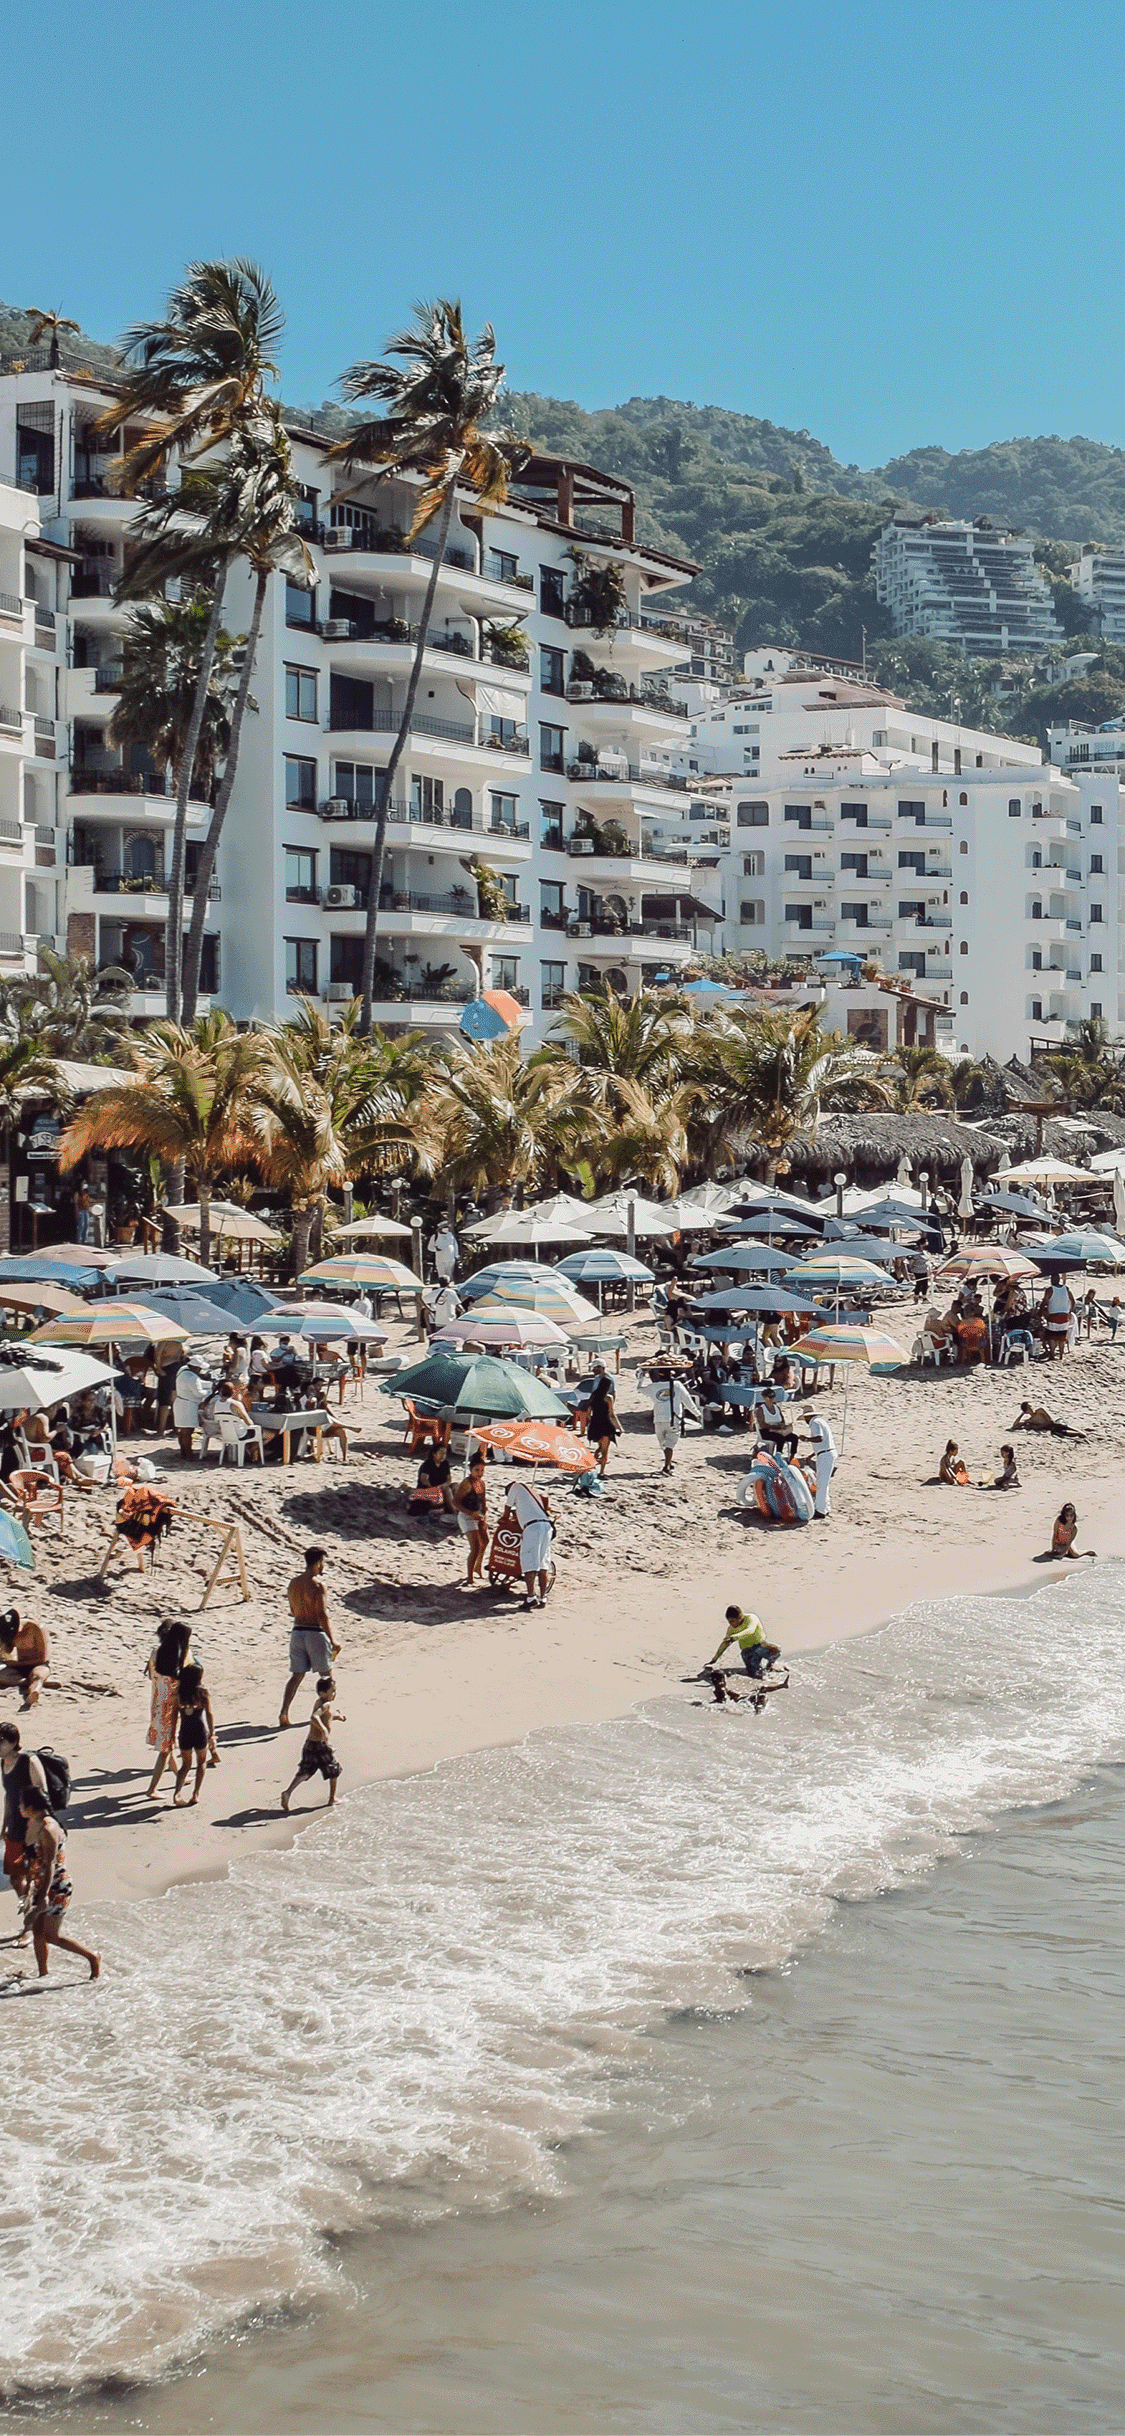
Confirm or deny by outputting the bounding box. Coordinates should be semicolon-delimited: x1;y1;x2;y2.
708;1604;780;1681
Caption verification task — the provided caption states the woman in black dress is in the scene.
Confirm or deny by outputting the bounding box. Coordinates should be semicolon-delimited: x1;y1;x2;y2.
585;1363;620;1479
172;1664;218;1806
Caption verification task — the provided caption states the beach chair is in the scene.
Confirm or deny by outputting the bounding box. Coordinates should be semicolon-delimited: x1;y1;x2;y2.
214;1411;264;1467
7;1468;64;1530
403;1398;443;1454
997;1329;1034;1368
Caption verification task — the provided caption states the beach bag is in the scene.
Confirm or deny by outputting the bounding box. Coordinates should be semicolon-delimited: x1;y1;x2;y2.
36;1748;70;1817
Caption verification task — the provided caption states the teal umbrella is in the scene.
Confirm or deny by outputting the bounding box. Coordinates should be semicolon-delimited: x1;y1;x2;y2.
380;1351;568;1423
0;1510;35;1569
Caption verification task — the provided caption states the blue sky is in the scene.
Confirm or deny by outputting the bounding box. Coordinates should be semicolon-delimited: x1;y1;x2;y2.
7;0;1125;468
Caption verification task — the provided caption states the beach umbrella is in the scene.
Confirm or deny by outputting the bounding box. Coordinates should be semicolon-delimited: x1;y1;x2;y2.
0;1255;103;1287
1023;1249;1087;1273
1002;1158;1091;1187
158;1202;284;1245
471;1281;601;1329
299;1255;422;1291
688;1243;796;1275
381;1351;567;1423
723;1211;815;1239
0;1282;90;1318
110;1252;215;1286
0;1508;34;1570
29;1242;121;1271
958;1157;976;1223
31;1301;193;1347
132;1288;258;1338
656;1199;732;1232
555;1250;654;1284
471;1419;597;1472
459;1259;558;1301
581;1194;675;1238
798;1320;908;1452
1039;1231;1125;1265
328;1213;414;1241
940;1249;1040;1282
433;1307;570;1349
461;1209;593;1249
973;1190;1050;1222
675;1182;744;1215
814;1234;911;1263
1115;1171;1125;1239
691;1285;821;1317
0;1346;119;1413
283;1303;389;1341
788;1256;897;1290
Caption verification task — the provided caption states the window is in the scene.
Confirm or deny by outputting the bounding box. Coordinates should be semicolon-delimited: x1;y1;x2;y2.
540;723;565;773
898;900;925;920
898;800;926;825
742;851;765;878
285;937;317;993
285;578;315;629
540;800;564;849
785;904;812;930
1030;997;1042;1020
285;665;317;722
334;761;379;814
1091;902;1104;923
1031;901;1042;919
840;802;869;826
1091;953;1103;972
784;804;812;830
1092;1001;1103;1018
959;792;968;806
1031;950;1042;970
284;756;317;811
960;941;969;955
1031;850;1042;868
959;890;968;905
1090;853;1104;873
490;550;519;585
541;960;566;1009
784;854;812;880
490;791;520;833
898;850;925;872
841;903;869;926
330;935;364;988
330;673;373;731
959;840;968;854
1091;804;1104;824
737;800;769;827
198;935;220;996
962;991;971;1008
1008;798;1022;818
410;775;445;821
492;954;519;991
899;952;925;976
541;567;566;620
740;899;766;924
540;645;565;695
284;847;317;904
329;847;371;896
540;881;566;928
841;852;868;877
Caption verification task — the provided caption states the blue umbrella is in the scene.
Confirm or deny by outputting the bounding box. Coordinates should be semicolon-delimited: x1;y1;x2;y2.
689;1244;796;1275
460;1261;561;1304
458;997;510;1042
0;1257;100;1287
133;1288;258;1337
182;1278;286;1325
555;1250;655;1283
691;1286;821;1316
0;1509;34;1570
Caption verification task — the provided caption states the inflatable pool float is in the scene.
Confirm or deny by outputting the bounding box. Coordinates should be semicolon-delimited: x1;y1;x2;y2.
739;1448;815;1525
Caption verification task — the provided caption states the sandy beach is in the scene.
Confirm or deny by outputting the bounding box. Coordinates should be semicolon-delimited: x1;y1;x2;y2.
4;1294;1123;1918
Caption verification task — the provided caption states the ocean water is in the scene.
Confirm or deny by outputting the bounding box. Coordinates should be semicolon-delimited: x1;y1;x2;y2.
2;1568;1124;2428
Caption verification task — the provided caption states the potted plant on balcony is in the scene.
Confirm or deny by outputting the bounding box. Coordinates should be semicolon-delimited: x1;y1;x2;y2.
471;861;510;922
484;622;529;669
568;551;627;637
598;819;630;859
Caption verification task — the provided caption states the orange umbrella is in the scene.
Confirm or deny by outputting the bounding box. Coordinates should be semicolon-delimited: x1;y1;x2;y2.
473;1418;597;1473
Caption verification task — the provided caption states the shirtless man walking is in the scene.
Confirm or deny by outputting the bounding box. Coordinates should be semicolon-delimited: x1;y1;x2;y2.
279;1548;341;1729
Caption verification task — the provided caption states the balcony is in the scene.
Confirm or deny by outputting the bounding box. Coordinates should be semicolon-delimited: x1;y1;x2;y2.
567;917;695;942
0;704;21;735
565;758;688;793
0;591;21;623
380;889;530;923
566;681;688;719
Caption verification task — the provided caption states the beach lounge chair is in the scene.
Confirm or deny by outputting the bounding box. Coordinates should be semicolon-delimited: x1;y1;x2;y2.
997;1329;1035;1367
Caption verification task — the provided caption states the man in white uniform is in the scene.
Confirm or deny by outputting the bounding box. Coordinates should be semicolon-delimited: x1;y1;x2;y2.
430;1223;459;1284
504;1476;554;1606
801;1402;838;1518
651;1371;702;1474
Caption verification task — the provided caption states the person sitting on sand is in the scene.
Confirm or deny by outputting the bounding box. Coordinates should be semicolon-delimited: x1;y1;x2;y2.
19;1785;100;1981
0;1610;49;1709
1046;1502;1095;1560
940;1439;970;1486
707;1604;781;1681
979;1445;1021;1490
408;1441;454;1515
453;1453;490;1584
281;1675;345;1813
1011;1401;1086;1440
172;1664;218;1807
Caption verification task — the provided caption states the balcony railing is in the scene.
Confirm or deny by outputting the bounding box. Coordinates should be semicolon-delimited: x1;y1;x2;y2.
381;888;531;922
33;716;55;739
93;667;124;692
0;931;26;955
567;917;694;941
328;709;478;746
539;907;570;930
484;558;533;591
70;571;118;600
0;591;21;620
0;704;21;732
566;759;687;791
89;868;221;901
566;681;687;716
324;518;476;573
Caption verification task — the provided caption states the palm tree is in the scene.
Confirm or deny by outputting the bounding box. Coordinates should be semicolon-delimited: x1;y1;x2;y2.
108;594;238;811
58;1015;264;1266
592;1075;696;1196
691;1009;891;1181
3;949;133;1062
247;1035;349;1278
546;988;690;1099
889;1045;954;1111
274;1000;417;1253
26;309;80;369
178;412;315;1020
418;1032;589;1206
329;300;527;1032
103;260;283;1020
1036;1018;1125;1114
0;1038;67;1247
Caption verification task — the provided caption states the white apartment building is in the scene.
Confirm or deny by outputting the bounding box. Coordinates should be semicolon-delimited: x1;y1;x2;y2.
874;516;1062;657
0;361;720;1036
1068;544;1125;644
1049;718;1125;781
698;756;1121;1060
682;663;1041;788
0;477;74;983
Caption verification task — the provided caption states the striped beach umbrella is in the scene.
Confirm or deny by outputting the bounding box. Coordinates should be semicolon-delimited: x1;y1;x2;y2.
554;1250;654;1283
1039;1231;1125;1265
799;1324;908;1368
688;1244;796;1275
31;1301;194;1347
434;1306;570;1349
471;1279;600;1328
940;1248;1040;1282
459;1260;559;1302
299;1255;422;1291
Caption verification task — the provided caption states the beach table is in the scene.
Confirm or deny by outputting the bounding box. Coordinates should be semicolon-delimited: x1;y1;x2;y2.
568;1330;628;1373
249;1403;335;1463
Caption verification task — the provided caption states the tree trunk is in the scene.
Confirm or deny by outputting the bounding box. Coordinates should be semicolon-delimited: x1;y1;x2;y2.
166;566;230;1025
181;566;269;1024
291;1205;313;1280
198;1182;212;1271
358;486;457;1036
162;1156;185;1255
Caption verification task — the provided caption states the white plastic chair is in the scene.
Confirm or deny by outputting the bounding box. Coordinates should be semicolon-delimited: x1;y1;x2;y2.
998;1330;1034;1368
215;1411;264;1467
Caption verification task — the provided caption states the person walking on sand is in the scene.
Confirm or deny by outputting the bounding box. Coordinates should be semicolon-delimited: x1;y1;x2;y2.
280;1549;341;1728
651;1370;701;1474
281;1675;345;1813
707;1605;781;1681
0;1725;46;1908
585;1361;620;1480
146;1622;193;1798
504;1475;554;1607
453;1453;490;1585
801;1403;838;1518
19;1786;99;1980
172;1664;218;1806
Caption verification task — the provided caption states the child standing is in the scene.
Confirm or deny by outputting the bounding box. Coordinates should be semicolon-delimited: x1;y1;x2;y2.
281;1675;345;1813
173;1664;218;1807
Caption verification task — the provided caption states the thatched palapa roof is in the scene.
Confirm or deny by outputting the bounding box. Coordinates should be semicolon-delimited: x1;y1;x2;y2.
782;1112;1006;1184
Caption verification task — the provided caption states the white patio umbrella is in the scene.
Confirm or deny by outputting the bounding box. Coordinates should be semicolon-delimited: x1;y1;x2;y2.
1114;1170;1125;1239
0;1347;118;1412
582;1194;675;1238
959;1157;976;1223
329;1213;414;1241
658;1199;730;1231
462;1209;593;1248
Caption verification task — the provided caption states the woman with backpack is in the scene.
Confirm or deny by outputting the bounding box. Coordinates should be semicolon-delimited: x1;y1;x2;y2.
19;1784;99;1980
146;1622;193;1798
0;1724;48;1907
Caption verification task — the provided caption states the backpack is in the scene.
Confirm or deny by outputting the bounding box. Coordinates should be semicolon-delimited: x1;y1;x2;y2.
36;1748;70;1817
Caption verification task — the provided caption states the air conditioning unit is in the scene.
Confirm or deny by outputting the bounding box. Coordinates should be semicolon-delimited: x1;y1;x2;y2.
569;682;593;700
325;884;359;908
574;920;592;935
323;619;354;639
569;838;595;855
324;528;352;551
325;982;354;1001
320;799;349;820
